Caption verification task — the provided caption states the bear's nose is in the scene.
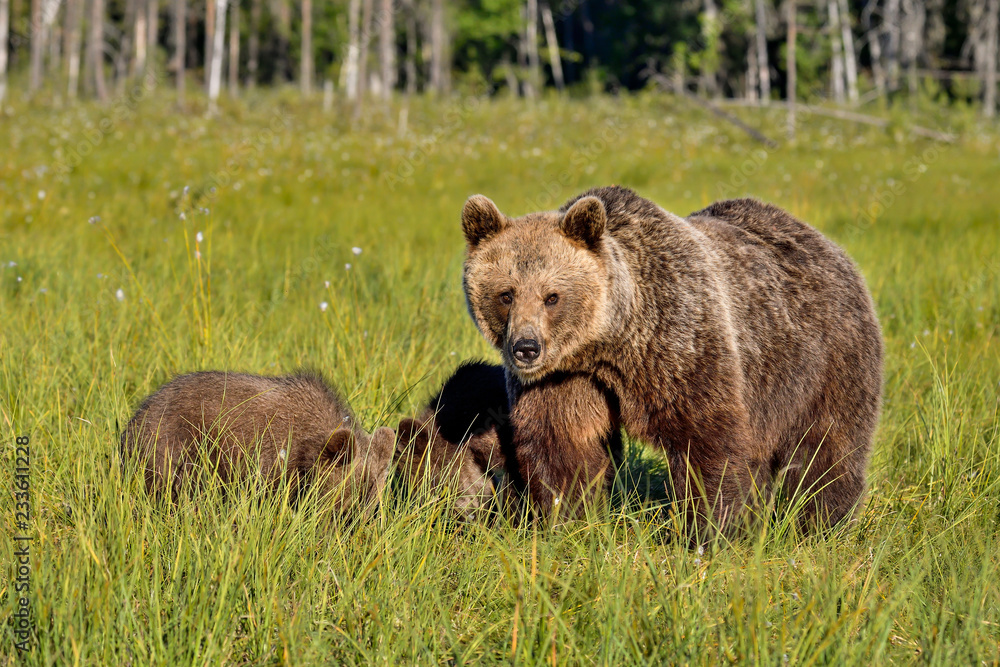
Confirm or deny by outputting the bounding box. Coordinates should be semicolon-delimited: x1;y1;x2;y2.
512;339;541;363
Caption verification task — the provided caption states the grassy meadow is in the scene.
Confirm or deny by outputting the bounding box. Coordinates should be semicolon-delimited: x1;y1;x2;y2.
1;89;1000;664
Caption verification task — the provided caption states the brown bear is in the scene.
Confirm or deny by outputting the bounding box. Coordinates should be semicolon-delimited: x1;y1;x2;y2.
394;361;509;521
461;187;883;534
121;371;395;515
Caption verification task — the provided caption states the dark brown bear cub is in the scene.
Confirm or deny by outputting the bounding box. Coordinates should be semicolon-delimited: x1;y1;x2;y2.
461;187;882;534
394;361;509;521
121;371;395;514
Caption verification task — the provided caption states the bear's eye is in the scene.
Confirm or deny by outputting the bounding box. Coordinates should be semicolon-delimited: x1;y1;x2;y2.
545;294;559;306
499;292;513;305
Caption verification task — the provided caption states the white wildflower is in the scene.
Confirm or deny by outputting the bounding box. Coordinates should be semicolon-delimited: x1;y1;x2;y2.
196;231;203;243
319;301;329;312
352;247;362;256
116;288;125;301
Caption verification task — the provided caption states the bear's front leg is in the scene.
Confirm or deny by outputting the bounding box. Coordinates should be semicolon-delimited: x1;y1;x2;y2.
504;372;622;520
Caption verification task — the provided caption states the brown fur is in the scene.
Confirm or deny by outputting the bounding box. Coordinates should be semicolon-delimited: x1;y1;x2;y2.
120;371;395;514
393;361;509;521
462;187;883;535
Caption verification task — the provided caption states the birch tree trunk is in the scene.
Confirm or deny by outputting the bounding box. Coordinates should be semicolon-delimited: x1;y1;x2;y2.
829;0;845;103
134;0;147;76
430;0;446;94
88;0;108;100
0;0;8;104
786;0;796;139
44;0;61;78
227;0;238;96
986;0;998;117
747;37;759;101
65;0;82;98
357;0;373;104
204;0;214;91
207;0;226;111
173;0;184;104
863;1;887;98
147;0;158;68
29;0;42;92
301;0;313;94
754;0;770;103
901;0;924;100
885;0;900;91
345;0;361;99
700;0;719;98
838;0;858;103
247;0;260;87
378;0;394;99
540;1;563;91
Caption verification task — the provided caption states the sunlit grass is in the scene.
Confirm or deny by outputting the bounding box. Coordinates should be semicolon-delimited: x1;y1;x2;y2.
1;90;999;663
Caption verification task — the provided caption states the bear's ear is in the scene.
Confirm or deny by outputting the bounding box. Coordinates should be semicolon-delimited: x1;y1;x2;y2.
395;418;430;456
462;195;507;248
561;196;606;249
322;428;355;464
467;428;505;472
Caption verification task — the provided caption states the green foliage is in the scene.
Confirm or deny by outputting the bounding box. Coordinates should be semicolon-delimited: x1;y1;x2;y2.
1;92;999;664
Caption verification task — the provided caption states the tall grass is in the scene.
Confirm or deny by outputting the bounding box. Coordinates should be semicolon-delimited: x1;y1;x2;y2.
1;91;999;664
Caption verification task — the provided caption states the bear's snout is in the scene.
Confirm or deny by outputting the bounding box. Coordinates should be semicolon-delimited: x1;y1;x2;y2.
512;338;541;364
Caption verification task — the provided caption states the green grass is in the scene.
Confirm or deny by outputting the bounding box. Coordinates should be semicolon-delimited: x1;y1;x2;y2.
1;89;999;664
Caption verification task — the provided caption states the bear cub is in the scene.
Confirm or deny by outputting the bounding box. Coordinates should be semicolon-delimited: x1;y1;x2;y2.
121;371;395;514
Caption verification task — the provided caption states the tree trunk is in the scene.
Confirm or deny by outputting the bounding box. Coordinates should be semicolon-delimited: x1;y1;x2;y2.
45;0;61;78
345;0;360;99
838;0;859;103
148;0;159;65
747;37;759;101
700;0;719;98
829;0;845;103
247;0;260;87
901;0;925;101
173;0;184;104
357;0;373;107
885;0;900;91
88;0;107;100
227;0;238;96
986;0;998;117
204;0;214;91
404;0;416;94
863;1;887;98
207;0;225;110
134;0;147;76
378;0;394;99
0;0;8;104
540;1;563;91
430;0;446;94
65;0;82;98
29;0;42;92
786;0;796;139
301;0;313;95
754;0;770;103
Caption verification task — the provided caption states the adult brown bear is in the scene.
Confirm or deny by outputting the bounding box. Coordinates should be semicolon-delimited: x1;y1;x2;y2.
461;186;882;534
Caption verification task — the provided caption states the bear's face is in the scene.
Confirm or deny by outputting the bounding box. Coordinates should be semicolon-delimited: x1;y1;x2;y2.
462;195;609;382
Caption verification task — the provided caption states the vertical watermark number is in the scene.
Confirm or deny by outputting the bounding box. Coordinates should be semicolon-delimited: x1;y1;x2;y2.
12;435;33;653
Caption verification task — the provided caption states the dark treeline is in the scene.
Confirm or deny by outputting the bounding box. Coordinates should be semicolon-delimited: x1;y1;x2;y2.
0;0;997;117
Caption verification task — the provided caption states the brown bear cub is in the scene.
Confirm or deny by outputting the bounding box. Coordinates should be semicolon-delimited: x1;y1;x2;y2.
121;371;395;514
461;187;883;535
394;361;509;521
